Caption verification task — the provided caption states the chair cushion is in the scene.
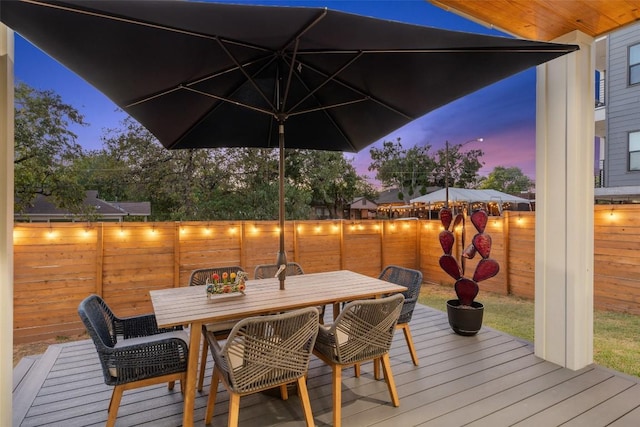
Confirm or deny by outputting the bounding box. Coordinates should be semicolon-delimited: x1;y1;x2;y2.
205;320;239;333
319;324;349;346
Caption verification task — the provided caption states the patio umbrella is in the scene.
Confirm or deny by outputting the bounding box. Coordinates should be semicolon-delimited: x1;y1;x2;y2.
0;0;578;288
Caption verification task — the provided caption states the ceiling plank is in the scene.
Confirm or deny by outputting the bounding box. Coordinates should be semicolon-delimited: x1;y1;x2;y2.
429;0;640;41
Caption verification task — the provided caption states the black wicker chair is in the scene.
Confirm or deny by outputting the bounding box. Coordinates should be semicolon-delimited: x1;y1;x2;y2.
378;265;424;365
77;294;188;427
254;262;326;323
188;266;246;392
313;294;404;427
204;307;320;426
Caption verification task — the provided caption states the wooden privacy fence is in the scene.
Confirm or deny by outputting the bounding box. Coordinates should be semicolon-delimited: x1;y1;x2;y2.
12;205;640;343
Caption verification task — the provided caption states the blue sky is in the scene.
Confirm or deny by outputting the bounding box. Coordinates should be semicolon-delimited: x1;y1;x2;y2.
13;0;538;183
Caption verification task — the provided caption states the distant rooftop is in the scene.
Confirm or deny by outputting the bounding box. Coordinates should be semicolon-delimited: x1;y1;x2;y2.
15;190;150;222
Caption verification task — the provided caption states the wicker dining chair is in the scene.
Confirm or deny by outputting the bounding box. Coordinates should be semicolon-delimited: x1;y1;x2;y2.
204;307;320;427
188;266;246;392
312;294;404;427
253;262;305;279
378;265;424;365
254;262;326;323
78;294;189;427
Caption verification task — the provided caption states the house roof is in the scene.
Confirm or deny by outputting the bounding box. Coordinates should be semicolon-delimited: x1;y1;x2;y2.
108;201;151;216
594;186;640;202
349;197;377;210
15;191;150;220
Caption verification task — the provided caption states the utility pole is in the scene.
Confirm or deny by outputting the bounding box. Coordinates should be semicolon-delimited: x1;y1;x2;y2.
444;138;483;210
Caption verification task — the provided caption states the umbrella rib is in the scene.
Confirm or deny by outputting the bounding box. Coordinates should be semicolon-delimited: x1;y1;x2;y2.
279;9;328;116
288;98;369;117
180;86;274;117
124;55;273;109
216;37;277;115
22;0;276;56
280;8;328;55
284;51;364;115
22;0;220;41
281;38;300;115
295;46;579;54
285;55;414;121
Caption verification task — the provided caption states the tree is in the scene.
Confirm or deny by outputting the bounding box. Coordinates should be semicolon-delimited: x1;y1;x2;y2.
92;118;235;220
433;143;485;189
14;82;88;214
82;118;376;221
288;150;376;219
479;166;533;194
224;147;312;220
368;138;436;200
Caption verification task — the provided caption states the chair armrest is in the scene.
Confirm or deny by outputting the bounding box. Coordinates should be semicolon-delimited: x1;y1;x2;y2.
313;324;338;360
116;313;183;339
101;331;189;385
204;329;232;385
398;296;418;324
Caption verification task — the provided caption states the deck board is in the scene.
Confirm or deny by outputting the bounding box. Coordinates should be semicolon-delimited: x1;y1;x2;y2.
13;304;640;427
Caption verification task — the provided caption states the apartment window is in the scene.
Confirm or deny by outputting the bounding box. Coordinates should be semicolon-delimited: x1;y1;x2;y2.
629;131;640;171
630;44;640;85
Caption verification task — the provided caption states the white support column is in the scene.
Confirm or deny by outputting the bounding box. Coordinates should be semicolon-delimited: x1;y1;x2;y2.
0;23;14;426
535;30;595;370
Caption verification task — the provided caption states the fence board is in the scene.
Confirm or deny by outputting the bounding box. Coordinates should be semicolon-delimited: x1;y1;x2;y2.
12;206;640;342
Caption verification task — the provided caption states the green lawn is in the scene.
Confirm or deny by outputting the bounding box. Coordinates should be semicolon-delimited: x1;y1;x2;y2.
419;284;640;378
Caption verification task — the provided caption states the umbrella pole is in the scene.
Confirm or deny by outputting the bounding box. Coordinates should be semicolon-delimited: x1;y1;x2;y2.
277;121;287;290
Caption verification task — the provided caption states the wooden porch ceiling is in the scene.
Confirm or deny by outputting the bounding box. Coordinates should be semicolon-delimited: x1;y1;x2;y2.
429;0;640;41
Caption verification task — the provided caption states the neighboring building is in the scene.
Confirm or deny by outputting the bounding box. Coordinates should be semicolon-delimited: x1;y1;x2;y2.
375;187;439;218
346;197;377;220
14;190;151;222
595;23;640;202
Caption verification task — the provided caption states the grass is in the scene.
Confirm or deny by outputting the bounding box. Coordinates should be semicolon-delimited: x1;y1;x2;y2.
419;284;640;378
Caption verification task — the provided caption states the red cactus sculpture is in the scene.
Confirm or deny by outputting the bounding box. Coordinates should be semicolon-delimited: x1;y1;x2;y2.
438;208;499;307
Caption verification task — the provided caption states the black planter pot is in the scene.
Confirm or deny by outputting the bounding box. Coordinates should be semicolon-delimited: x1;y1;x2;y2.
446;299;484;336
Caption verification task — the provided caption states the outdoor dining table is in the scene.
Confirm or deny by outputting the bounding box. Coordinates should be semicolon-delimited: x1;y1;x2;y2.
150;269;408;427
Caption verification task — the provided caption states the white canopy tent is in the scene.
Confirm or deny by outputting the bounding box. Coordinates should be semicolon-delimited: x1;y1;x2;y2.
410;188;532;215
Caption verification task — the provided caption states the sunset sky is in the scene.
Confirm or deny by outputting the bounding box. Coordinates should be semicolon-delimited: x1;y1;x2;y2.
12;0;539;185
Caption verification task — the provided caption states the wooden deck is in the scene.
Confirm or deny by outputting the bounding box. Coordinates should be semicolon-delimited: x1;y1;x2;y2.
13;304;640;427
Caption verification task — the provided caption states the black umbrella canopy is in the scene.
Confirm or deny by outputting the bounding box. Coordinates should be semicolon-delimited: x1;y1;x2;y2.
0;0;578;288
0;0;578;152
